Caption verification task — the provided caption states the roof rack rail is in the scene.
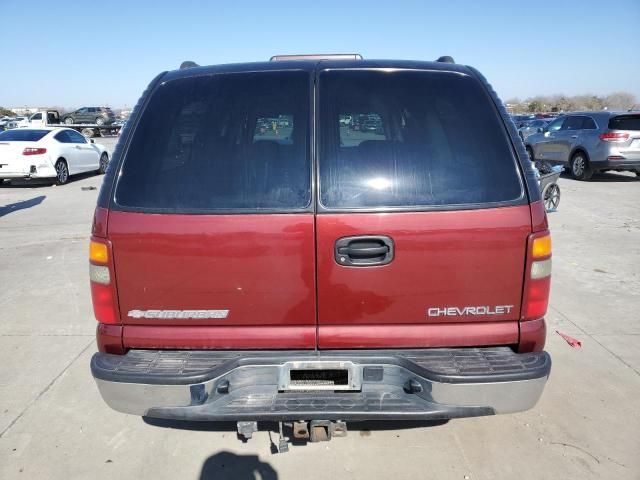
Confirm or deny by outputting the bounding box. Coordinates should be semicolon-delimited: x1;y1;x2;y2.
179;61;199;69
436;56;455;64
270;54;363;62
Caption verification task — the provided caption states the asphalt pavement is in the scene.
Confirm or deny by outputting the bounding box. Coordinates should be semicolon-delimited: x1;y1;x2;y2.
0;136;639;479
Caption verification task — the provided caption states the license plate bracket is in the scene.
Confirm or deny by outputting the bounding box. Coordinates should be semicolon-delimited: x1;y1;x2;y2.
277;361;362;391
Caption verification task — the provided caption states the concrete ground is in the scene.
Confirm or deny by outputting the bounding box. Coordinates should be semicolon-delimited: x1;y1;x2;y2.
1;137;639;479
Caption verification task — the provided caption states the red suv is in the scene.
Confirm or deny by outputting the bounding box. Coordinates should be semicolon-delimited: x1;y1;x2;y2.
89;55;551;448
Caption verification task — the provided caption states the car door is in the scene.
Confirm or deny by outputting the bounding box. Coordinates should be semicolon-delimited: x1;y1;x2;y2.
555;115;583;163
108;70;317;349
66;129;96;171
75;108;88;123
88;108;98;123
315;69;530;349
29;112;43;127
53;130;81;171
534;116;565;161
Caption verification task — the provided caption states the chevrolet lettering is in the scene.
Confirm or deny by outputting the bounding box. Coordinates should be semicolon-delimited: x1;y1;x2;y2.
427;305;515;317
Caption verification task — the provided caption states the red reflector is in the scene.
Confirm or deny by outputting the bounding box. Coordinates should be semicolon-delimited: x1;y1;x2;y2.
22;147;47;155
599;132;629;142
90;282;118;324
607;155;626;161
523;277;551;320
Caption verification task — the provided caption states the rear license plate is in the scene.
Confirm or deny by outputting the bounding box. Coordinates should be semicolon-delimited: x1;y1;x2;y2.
278;361;362;391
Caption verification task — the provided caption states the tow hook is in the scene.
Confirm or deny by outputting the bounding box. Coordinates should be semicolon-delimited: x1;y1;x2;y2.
293;420;348;443
237;420;348;453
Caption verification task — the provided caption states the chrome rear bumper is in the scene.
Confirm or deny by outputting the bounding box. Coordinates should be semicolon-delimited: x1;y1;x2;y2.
91;348;551;421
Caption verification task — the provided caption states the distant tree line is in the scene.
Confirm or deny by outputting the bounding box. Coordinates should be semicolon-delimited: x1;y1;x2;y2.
0;107;17;117
505;92;638;113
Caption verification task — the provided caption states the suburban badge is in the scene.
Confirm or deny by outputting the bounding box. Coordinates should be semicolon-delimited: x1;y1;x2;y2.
127;309;229;319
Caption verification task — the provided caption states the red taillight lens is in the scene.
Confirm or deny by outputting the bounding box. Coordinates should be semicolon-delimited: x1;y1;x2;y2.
522;232;552;321
523;277;551;320
22;147;47;155
89;237;119;324
599;132;629;142
90;282;118;324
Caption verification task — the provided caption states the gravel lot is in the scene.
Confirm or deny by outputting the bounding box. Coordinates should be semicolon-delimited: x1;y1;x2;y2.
1;136;639;479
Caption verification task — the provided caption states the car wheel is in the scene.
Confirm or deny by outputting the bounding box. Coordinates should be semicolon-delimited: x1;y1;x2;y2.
570;152;592;181
64;117;74;125
525;146;534;161
55;159;69;185
95;117;105;126
542;183;561;212
98;152;109;174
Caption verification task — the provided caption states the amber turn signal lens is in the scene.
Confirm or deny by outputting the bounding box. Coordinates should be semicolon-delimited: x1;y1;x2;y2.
532;235;551;259
89;240;109;264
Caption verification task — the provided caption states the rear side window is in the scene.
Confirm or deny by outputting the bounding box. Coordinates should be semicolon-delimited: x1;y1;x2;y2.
582;117;597;129
318;70;523;209
0;129;49;141
67;130;87;143
609;115;640;131
562;116;583;130
115;71;310;211
54;131;73;143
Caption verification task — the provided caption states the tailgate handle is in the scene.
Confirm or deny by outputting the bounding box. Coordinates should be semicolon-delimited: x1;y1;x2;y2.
335;236;394;267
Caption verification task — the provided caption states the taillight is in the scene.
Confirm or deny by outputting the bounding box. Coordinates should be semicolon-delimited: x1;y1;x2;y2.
89;238;119;324
522;232;552;321
599;132;629;142
22;147;47;155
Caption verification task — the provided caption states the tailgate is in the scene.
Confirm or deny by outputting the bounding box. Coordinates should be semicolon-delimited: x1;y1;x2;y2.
109;212;317;347
106;69;315;349
316;207;530;348
315;68;531;348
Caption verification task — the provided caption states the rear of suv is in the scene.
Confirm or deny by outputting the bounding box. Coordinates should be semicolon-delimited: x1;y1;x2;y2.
89;56;552;445
525;111;640;180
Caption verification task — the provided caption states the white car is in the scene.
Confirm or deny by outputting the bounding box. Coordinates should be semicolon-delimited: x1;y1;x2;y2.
0;127;109;185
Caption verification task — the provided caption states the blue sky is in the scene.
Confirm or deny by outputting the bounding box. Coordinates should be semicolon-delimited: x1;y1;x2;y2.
1;0;639;108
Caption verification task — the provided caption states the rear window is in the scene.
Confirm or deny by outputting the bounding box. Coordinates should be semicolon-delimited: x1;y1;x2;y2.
115;71;310;211
0;129;49;141
609;115;640;131
318;70;523;209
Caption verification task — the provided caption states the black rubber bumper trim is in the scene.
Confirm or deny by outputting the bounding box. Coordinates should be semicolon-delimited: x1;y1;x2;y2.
146;400;495;423
91;348;551;386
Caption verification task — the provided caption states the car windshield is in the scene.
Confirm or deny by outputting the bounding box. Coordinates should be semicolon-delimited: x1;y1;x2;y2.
0;129;49;141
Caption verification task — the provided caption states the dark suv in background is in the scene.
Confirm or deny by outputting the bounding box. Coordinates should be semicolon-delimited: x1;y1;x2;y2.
63;106;115;125
89;54;552;450
525;111;640;180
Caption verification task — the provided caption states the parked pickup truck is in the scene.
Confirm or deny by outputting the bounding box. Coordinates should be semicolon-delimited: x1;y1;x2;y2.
89;54;552;452
18;110;121;138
